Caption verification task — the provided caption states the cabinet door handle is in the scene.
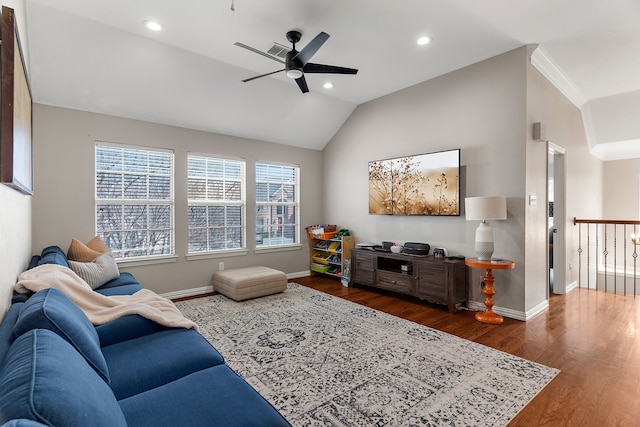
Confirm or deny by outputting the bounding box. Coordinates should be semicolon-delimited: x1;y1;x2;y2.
391;280;396;284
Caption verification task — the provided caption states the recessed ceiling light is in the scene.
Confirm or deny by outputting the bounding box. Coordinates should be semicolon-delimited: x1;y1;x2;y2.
323;82;334;89
417;36;431;46
144;20;163;31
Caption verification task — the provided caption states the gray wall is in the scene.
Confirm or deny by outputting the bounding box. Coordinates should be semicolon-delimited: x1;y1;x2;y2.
526;55;602;308
323;46;600;318
603;159;640;219
324;48;529;314
31;105;323;295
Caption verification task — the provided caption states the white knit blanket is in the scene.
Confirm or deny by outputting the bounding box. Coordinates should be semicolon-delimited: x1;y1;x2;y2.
15;264;198;331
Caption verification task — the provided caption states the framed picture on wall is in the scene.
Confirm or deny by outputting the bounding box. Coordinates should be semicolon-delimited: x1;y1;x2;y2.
368;148;460;216
0;6;33;195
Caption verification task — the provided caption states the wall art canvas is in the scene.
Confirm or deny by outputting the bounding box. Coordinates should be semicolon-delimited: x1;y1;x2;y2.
369;149;460;216
0;6;33;195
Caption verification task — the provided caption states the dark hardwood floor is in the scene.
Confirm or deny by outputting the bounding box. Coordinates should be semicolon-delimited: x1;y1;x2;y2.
292;275;640;426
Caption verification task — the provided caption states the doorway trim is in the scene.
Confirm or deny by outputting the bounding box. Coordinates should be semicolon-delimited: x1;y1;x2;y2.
548;142;567;294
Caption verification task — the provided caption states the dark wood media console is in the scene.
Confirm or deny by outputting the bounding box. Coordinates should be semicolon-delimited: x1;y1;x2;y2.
349;248;467;313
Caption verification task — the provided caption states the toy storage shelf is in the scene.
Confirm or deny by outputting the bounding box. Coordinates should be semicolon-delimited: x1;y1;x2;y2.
308;232;354;279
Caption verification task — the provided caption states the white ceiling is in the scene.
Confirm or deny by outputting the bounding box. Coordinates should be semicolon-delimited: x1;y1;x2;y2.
23;0;640;155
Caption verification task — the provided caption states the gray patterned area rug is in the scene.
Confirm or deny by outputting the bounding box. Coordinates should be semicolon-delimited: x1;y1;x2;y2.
175;283;558;426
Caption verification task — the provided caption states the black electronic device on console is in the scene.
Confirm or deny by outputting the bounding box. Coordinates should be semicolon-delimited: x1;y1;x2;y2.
402;242;430;256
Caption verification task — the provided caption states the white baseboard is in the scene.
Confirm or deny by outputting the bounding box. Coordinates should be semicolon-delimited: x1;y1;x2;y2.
161;285;213;300
467;300;548;322
524;299;549;321
566;280;578;292
287;270;311;279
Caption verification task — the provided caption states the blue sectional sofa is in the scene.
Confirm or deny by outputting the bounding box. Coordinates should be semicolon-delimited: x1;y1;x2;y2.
0;246;290;427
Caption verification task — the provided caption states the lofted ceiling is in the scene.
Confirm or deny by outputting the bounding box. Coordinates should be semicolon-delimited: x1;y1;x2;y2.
23;0;640;157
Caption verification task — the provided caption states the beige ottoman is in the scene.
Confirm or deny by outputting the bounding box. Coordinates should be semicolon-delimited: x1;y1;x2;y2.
211;266;287;301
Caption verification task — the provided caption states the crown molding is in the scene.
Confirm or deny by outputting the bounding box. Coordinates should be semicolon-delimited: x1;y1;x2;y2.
529;46;586;108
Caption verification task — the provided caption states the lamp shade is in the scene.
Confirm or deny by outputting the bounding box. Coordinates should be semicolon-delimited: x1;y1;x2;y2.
465;196;507;221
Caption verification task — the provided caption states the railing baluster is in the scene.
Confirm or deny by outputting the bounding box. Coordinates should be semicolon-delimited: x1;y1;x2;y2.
594;224;600;291
587;224;591;290
624;224;627;296
573;218;640;296
614;224;617;294
603;224;608;292
578;224;583;289
632;224;638;296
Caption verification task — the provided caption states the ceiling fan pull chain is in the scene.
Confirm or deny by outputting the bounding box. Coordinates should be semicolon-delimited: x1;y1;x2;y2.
230;0;235;11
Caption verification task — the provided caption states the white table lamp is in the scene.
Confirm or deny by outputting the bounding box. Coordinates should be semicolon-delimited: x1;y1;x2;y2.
465;196;507;261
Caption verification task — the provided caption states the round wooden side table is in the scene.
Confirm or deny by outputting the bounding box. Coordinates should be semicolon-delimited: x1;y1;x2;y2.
465;257;515;324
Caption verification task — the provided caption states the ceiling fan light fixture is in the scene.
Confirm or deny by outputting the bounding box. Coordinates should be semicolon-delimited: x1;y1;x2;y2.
236;30;358;94
286;69;303;79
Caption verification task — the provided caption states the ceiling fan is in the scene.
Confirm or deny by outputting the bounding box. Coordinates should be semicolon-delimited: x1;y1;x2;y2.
234;30;358;93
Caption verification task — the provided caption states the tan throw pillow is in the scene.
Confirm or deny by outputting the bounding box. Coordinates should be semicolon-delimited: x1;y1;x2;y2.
67;236;108;262
68;252;120;290
86;235;109;253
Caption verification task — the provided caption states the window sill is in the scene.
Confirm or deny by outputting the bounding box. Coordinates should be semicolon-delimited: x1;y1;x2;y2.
116;255;178;267
185;249;249;261
254;244;303;254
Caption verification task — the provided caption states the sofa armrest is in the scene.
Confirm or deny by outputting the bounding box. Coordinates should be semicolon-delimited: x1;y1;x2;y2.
37;246;69;268
0;330;127;427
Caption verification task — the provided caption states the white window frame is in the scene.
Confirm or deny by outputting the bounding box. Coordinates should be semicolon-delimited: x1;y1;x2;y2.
255;161;300;249
95;142;175;262
187;153;246;255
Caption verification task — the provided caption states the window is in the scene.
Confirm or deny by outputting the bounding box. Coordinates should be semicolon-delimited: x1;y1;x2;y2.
96;143;174;259
256;162;299;247
188;154;245;253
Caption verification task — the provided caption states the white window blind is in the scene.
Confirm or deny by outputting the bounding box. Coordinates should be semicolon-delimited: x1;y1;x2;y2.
187;154;246;253
256;162;299;247
95;143;174;259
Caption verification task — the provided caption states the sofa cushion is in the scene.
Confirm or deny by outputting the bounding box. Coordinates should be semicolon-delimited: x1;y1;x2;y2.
0;303;23;365
0;329;127;427
68;252;120;290
27;255;40;270
98;272;141;289
102;328;225;400
12;289;110;383
95;272;144;296
36;246;68;268
95;283;144;296
67;236;108;262
118;364;291;427
1;419;48;426
95;314;168;347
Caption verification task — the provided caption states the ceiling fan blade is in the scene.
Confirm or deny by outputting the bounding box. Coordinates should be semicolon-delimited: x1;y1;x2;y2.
303;62;358;75
293;32;329;66
234;42;285;64
295;75;309;93
242;69;285;83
